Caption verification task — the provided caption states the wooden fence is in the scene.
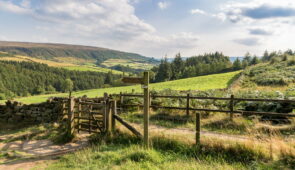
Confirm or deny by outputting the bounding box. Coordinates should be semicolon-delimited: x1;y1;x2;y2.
114;92;295;144
54;92;295;146
115;93;295;119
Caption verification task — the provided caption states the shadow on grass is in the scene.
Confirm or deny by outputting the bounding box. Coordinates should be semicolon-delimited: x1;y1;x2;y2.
202;118;249;134
121;112;194;128
150;113;193;124
89;130;270;166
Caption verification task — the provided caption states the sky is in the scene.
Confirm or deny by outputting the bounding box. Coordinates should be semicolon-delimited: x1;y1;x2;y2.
0;0;295;58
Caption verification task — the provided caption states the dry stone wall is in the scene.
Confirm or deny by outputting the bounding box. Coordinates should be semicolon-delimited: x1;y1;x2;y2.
0;99;61;124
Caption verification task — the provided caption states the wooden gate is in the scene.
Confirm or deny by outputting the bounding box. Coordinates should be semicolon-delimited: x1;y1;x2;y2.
57;96;110;134
56;94;141;136
76;98;107;134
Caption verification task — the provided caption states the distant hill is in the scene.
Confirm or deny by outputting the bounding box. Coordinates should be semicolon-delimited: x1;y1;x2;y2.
0;41;158;68
165;56;243;63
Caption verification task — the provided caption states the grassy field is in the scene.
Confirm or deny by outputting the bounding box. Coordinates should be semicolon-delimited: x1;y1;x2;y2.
0;71;241;104
101;59;155;70
62;66;123;74
0;53;124;75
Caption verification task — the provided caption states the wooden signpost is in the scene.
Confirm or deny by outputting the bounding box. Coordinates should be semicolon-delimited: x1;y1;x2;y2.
122;72;150;148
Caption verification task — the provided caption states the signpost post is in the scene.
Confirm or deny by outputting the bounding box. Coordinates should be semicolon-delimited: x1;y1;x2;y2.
122;71;150;148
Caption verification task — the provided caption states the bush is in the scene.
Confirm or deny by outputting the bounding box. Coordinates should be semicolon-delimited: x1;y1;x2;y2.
0;93;6;100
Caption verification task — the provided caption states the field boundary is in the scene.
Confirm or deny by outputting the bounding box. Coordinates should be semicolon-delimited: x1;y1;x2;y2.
114;93;295;119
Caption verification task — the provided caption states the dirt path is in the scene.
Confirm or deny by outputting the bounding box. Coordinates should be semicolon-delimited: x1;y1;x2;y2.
0;133;90;170
130;123;295;142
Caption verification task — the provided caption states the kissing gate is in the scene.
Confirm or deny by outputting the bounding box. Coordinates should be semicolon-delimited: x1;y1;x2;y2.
59;93;117;135
56;71;150;148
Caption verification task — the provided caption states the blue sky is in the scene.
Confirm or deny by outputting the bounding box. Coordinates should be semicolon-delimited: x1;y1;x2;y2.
0;0;295;58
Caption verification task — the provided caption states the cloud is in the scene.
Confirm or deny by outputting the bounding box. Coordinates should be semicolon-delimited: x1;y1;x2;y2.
190;9;206;15
243;5;295;19
0;1;31;14
0;0;200;57
158;1;169;10
1;0;156;41
220;0;295;23
248;28;272;35
233;37;260;46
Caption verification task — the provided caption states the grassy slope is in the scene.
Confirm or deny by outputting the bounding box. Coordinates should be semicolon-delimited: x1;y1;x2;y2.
101;58;155;70
0;54;124;75
62;66;123;74
0;71;241;104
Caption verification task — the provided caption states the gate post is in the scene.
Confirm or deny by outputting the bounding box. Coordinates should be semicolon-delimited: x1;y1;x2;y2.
68;97;75;136
104;93;112;133
195;112;201;145
78;99;81;133
186;93;190;116
230;95;234;121
143;71;150;148
111;100;117;133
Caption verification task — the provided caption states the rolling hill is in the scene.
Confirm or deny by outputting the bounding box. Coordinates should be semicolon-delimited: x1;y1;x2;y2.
0;71;241;104
0;41;159;72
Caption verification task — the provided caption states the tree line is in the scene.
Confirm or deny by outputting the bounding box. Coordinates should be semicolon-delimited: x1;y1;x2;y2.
151;49;295;83
0;61;120;100
151;52;249;82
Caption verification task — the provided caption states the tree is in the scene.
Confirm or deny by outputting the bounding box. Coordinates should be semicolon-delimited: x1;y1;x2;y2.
35;86;45;94
262;50;269;62
242;59;249;68
105;71;114;85
155;57;172;82
63;78;74;97
244;52;252;63
250;56;260;65
233;58;242;70
171;53;184;80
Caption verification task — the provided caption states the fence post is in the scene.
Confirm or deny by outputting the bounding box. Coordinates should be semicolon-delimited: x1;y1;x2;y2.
120;92;124;114
88;105;92;134
111;100;117;133
186;93;190;116
196;112;201;145
68;97;75;136
230;95;234;121
143;71;150;148
103;93;110;132
59;101;66;121
78;99;81;133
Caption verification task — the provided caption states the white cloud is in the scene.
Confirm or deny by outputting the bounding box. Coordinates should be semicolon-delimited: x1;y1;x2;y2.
158;1;169;10
190;9;206;15
0;1;31;14
0;0;200;57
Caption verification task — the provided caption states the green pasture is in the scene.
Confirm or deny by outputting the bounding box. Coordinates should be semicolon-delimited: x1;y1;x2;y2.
0;71;241;104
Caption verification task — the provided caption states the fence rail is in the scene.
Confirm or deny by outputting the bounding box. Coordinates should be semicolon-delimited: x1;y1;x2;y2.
115;93;295;118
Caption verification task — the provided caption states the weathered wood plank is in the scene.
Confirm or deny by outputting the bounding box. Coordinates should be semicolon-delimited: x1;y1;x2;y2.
113;114;142;137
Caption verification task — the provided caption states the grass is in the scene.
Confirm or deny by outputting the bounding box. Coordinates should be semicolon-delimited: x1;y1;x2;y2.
101;59;155;70
0;71;241;104
0;54;124;75
62;65;124;75
46;129;295;169
120;109;295;137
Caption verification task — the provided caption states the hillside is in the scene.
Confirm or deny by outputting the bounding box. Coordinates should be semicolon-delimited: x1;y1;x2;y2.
0;71;241;104
0;41;159;72
0;61;121;100
238;56;295;89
